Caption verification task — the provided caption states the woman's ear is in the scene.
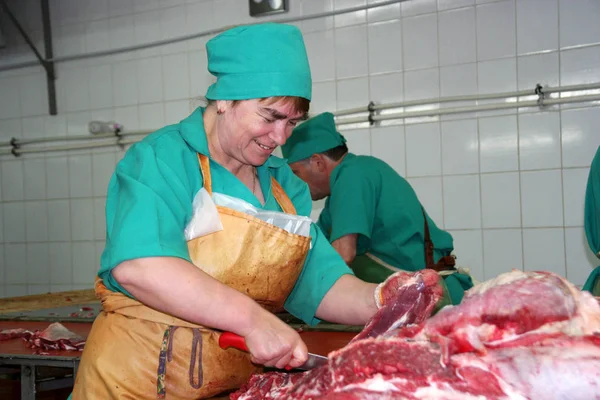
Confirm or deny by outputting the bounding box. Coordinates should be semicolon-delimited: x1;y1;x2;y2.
215;100;230;114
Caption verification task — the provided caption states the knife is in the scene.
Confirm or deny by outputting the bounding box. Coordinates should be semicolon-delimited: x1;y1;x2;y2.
218;332;328;371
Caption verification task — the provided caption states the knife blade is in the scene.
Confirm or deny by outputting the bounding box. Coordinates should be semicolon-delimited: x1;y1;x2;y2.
218;332;328;371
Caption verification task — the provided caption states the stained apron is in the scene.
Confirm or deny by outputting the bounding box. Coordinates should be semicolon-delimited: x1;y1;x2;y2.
71;154;311;399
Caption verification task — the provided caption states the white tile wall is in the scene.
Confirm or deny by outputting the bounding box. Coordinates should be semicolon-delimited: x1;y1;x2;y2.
409;177;444;226
516;0;558;55
476;0;516;61
335;25;369;79
481;173;521;228
404;68;440;101
438;7;476;67
367;0;401;23
517;53;559;91
562;168;590;228
523;228;566;276
518;112;561;170
402;13;438;70
0;0;599;296
369;72;403;104
565;227;597;287
368;20;402;74
371;126;406;177
483;229;523;279
305;30;336;82
449;229;484;281
521;170;564;227
479;115;518;173
440;63;478;97
337;78;370;110
561;107;600;168
443;175;482;230
559;0;600;49
560;46;600;86
441;119;479;175
406;123;442;177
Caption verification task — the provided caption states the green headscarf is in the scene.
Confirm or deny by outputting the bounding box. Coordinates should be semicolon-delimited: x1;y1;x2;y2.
205;23;312;101
281;112;346;163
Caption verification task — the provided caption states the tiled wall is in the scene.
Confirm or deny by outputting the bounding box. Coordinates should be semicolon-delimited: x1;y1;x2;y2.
0;0;599;297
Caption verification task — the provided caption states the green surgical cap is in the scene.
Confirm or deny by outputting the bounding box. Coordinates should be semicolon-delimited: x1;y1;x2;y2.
205;23;312;101
281;112;346;164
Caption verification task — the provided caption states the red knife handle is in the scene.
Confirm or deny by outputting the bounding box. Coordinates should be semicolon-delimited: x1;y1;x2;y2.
219;332;249;352
219;332;298;371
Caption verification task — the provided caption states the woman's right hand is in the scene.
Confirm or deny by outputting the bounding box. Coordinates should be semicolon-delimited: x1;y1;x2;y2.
243;312;308;370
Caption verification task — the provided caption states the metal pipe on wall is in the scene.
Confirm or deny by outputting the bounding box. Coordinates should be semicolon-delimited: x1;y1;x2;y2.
4;82;600;150
335;93;600;126
4;89;600;156
0;0;411;72
334;82;600;117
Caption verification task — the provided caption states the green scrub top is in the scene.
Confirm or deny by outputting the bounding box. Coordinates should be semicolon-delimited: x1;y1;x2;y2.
316;153;471;304
98;107;353;326
317;153;454;271
582;146;600;296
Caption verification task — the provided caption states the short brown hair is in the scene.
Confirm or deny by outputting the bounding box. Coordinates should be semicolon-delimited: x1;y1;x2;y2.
208;97;310;117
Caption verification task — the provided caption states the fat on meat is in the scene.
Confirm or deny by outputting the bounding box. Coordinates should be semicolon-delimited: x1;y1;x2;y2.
230;270;600;400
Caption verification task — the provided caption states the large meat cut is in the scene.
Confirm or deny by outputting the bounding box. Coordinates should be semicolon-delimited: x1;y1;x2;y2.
231;270;600;399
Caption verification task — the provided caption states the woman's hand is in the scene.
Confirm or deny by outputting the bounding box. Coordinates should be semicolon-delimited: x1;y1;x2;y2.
113;257;308;369
243;311;308;369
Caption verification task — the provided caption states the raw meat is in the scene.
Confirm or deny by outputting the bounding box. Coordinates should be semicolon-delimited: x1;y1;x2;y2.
0;323;85;352
353;270;443;342
231;270;600;400
230;372;303;400
391;270;600;360
0;328;28;341
25;322;86;351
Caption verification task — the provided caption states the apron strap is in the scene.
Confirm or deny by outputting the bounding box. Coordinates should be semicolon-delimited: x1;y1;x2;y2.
197;153;297;215
197;154;213;195
423;207;435;267
422;207;456;272
271;178;297;215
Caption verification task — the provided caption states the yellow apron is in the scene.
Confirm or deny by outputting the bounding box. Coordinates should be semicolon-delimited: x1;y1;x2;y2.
72;154;311;399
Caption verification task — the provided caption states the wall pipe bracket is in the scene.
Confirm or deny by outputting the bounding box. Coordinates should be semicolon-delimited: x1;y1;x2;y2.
367;102;376;126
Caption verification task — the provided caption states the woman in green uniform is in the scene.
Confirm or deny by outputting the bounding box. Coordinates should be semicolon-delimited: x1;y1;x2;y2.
282;112;473;305
583;145;600;296
70;24;382;399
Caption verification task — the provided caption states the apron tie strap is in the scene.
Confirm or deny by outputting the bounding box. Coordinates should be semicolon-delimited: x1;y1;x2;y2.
422;207;456;272
157;326;204;399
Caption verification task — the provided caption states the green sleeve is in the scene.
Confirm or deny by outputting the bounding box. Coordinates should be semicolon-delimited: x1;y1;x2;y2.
278;169;354;326
99;141;195;295
329;166;377;242
585;146;600;255
316;204;332;241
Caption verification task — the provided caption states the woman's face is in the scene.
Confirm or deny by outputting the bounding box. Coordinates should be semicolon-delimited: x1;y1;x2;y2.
216;98;307;167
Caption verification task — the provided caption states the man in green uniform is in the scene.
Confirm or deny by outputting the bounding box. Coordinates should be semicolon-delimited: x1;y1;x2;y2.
583;145;600;296
281;112;473;304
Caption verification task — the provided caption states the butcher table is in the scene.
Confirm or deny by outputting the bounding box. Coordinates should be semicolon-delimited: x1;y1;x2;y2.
0;291;360;400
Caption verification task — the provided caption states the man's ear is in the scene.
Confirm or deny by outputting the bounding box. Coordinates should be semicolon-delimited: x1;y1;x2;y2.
311;153;328;173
